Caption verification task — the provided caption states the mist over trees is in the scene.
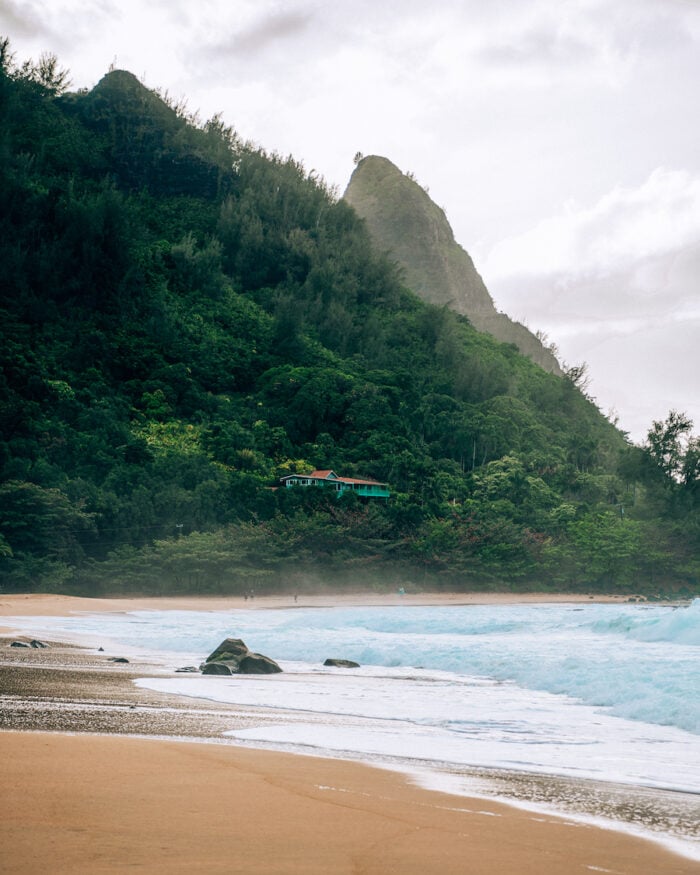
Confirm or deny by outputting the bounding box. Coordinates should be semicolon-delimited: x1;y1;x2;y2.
0;42;697;596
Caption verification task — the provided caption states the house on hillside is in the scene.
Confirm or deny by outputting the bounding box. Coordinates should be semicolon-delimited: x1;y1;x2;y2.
280;469;390;500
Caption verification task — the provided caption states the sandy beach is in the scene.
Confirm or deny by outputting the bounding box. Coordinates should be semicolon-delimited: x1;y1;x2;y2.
1;592;696;874
0;589;634;623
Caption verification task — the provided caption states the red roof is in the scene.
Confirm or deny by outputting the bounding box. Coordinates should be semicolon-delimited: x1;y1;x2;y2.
290;470;387;486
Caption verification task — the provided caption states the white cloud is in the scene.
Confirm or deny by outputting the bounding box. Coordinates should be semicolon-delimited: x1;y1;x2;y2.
480;173;700;441
482;168;700;280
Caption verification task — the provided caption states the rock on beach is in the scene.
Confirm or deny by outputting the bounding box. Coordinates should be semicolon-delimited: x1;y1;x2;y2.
201;637;282;675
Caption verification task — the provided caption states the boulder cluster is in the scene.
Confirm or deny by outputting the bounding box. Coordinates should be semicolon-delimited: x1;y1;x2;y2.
201;638;282;675
197;638;362;675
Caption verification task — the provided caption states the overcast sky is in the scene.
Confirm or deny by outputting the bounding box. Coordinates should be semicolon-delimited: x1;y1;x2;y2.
3;0;698;442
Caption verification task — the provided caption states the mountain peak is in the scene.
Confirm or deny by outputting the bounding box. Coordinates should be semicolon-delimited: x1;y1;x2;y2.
344;155;561;375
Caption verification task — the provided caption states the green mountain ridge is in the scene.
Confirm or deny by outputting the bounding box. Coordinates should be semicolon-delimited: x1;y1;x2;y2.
0;48;697;596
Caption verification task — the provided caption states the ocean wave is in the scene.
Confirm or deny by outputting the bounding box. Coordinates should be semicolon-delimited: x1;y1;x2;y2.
590;599;700;646
12;601;700;735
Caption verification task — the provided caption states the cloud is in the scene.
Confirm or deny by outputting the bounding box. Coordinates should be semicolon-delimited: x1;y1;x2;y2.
191;5;315;73
573;316;699;440
481;170;700;441
0;0;45;39
487;257;700;441
461;0;646;89
478;27;593;69
483;168;700;280
0;0;120;55
213;9;313;58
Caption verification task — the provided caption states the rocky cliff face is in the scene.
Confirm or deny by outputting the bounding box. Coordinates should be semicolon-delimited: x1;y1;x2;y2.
343;156;562;375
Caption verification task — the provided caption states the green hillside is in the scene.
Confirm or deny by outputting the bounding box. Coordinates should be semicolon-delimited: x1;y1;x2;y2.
0;44;697;596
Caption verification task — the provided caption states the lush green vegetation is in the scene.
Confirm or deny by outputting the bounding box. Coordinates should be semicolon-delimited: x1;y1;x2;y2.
1;42;697;596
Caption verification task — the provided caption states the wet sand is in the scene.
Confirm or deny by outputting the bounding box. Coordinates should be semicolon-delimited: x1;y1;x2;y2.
1;594;696;874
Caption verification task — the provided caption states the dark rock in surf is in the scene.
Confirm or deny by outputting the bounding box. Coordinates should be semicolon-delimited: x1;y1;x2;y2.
237;653;283;674
202;637;282;675
201;662;233;675
323;658;360;668
205;638;250;662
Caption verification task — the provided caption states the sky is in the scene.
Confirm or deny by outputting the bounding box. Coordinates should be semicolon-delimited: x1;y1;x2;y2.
2;0;699;442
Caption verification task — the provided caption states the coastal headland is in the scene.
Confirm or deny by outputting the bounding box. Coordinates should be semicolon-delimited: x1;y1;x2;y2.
1;593;696;875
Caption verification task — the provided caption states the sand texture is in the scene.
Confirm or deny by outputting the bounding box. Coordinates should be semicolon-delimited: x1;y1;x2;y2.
3;731;697;875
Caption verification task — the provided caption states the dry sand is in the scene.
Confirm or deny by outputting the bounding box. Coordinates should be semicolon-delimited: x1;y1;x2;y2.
2;731;697;875
1;592;695;874
0;589;633;623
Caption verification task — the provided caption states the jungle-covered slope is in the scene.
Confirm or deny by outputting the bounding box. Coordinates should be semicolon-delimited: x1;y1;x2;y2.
0;45;697;595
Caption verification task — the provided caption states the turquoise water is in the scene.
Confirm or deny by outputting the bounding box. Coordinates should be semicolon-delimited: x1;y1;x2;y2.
23;599;700;733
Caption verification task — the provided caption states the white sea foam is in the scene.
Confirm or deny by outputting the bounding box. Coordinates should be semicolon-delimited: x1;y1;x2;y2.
135;663;699;793
17;599;699;733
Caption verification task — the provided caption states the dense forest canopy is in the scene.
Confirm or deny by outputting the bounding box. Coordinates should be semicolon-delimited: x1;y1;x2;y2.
0;42;697;596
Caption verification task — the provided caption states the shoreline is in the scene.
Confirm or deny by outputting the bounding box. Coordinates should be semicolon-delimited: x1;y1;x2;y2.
1;594;699;873
0;589;641;624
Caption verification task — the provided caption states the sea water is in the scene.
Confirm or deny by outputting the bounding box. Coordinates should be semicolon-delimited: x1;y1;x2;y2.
10;599;700;859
